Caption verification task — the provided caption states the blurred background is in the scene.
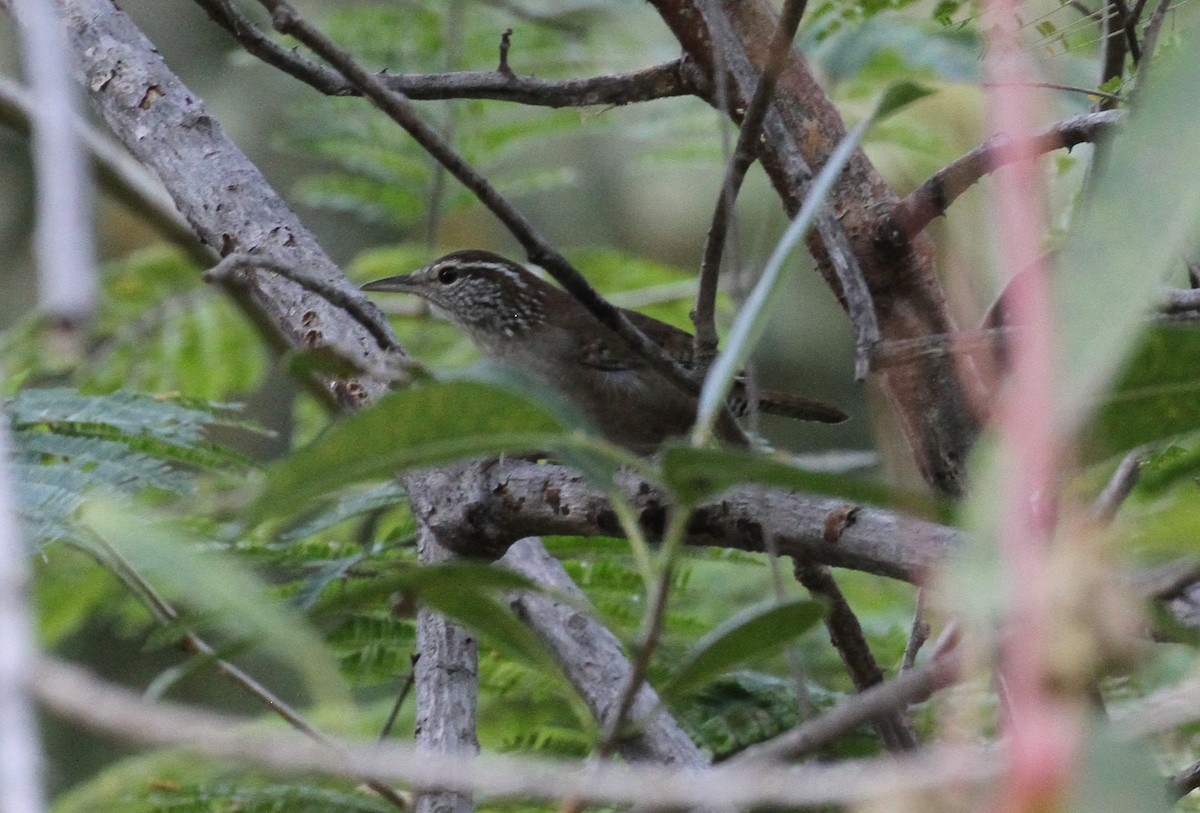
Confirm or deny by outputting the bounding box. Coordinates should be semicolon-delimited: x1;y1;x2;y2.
0;0;1105;797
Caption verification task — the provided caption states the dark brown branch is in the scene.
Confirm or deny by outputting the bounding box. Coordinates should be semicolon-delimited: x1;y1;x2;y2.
1098;0;1128;102
893;110;1125;237
379;63;696;107
731;650;958;764
692;0;809;359
1110;0;1142;64
191;1;695;107
254;0;708;402
793;561;917;751
1134;0;1175;95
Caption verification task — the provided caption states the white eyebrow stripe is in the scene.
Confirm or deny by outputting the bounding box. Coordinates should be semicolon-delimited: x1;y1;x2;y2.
465;261;529;288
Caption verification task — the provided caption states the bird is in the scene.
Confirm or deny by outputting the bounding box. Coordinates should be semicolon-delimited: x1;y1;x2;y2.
362;249;846;452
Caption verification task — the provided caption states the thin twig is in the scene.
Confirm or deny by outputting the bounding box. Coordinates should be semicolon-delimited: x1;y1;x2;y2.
255;0;704;400
901;588;930;671
80;534;412;811
1133;0;1175;94
203;253;406;358
893;110;1125;237
692;0;809;362
379;655;419;742
981;81;1125;102
793;560;917;751
732;650;958;764
1096;1;1129;111
38;655;999;808
1089;447;1145;524
191;0;693;106
497;28;515;77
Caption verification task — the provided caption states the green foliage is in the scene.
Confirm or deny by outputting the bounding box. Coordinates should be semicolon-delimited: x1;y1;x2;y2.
3;247;265;400
661;598;824;698
8;388;255;549
248;379;568;522
1084;325;1200;460
285;4;640;229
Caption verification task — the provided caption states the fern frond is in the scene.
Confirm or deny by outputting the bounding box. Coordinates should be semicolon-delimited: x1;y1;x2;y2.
7;389;260;548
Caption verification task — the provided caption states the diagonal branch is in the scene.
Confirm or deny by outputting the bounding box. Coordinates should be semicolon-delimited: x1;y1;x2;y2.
692;0;809;360
892;110;1125;238
793;560;917;751
252;0;709;403
45;0;713;791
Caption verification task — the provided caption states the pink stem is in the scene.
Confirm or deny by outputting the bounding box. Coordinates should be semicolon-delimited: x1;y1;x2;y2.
982;6;1083;812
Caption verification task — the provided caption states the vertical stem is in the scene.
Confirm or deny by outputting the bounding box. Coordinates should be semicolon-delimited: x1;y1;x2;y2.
12;0;97;324
0;413;46;813
983;3;1081;810
414;527;479;813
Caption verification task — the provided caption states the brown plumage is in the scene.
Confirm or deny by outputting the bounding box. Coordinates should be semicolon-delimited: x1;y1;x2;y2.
363;250;846;452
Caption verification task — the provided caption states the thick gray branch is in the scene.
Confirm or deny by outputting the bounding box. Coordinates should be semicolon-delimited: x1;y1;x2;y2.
55;0;394;409
48;0;705;783
407;459;959;581
500;538;708;767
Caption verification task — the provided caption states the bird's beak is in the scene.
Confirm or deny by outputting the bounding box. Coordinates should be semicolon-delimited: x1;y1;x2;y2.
361;273;417;293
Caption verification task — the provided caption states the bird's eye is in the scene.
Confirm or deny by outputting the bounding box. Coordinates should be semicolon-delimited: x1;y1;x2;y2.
437;267;459;284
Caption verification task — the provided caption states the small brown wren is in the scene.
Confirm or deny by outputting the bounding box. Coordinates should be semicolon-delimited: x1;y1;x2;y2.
362;250;846;452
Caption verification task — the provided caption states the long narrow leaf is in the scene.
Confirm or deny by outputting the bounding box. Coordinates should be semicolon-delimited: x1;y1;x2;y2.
662;599;824;699
692;117;871;444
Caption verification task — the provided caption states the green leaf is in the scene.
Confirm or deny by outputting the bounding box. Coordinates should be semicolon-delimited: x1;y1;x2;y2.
662;599;824;698
82;502;350;707
249;380;565;522
1084;325;1200;460
659;444;949;519
693;114;871;444
1053;20;1200;435
873;81;935;122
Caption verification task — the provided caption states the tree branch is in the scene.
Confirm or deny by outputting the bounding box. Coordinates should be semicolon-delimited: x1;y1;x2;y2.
892;110;1125;238
652;0;982;496
414;528;478;813
192;0;697;107
793;560;917;751
692;0;809;359
405;458;959;581
252;0;712;406
501;539;710;767
731;648;958;764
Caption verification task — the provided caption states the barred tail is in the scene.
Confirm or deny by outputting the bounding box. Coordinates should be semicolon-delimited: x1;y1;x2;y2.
728;382;849;424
